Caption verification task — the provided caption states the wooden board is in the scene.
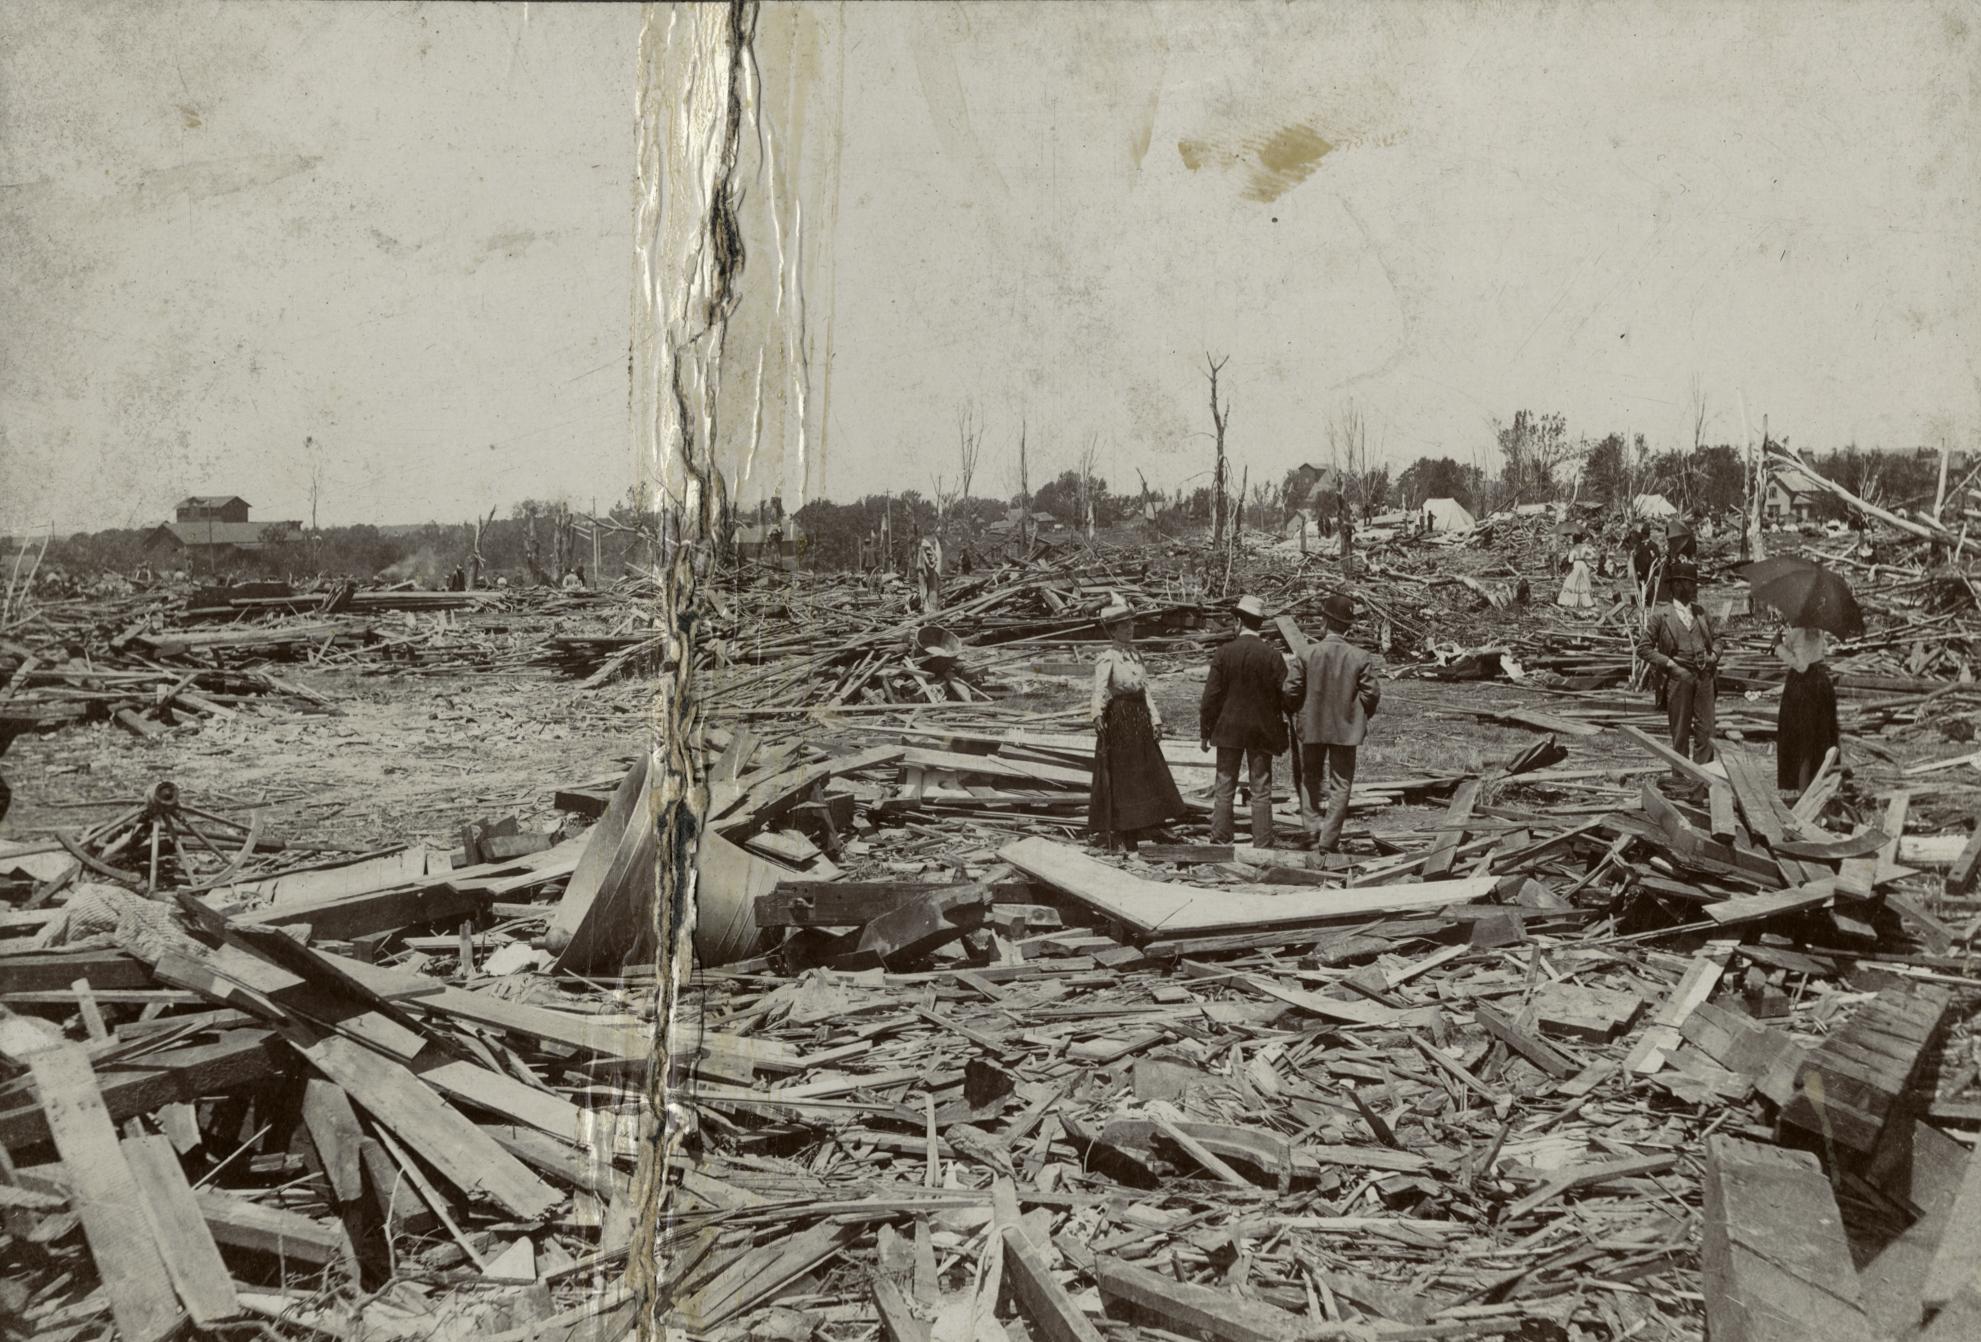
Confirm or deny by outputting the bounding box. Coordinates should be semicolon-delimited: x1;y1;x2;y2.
0;1029;287;1148
1779;987;1948;1155
25;1044;184;1342
124;1132;242;1325
1095;1253;1305;1342
1700;1135;1871;1342
297;1032;560;1221
999;837;1493;935
1002;1225;1104;1342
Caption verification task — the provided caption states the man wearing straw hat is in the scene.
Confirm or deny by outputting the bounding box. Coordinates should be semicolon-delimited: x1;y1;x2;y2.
1283;592;1382;852
1200;595;1288;847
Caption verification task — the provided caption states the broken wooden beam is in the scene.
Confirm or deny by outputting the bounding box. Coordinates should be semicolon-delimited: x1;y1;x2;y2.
1700;1134;1871;1342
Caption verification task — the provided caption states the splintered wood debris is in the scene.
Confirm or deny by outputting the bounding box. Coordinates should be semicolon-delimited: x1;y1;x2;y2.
9;509;1981;1341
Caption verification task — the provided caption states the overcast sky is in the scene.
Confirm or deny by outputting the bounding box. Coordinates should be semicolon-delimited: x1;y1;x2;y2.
4;2;1975;532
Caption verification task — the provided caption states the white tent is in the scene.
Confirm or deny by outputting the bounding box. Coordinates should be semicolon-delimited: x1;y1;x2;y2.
1632;493;1678;520
1420;497;1476;532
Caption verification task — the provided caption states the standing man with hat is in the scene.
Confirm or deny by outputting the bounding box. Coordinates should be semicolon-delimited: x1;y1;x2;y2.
1199;595;1288;847
1283;592;1383;852
1637;563;1718;770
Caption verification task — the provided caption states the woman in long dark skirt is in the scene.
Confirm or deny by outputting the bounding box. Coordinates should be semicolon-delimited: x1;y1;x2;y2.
1089;598;1188;852
1775;626;1840;796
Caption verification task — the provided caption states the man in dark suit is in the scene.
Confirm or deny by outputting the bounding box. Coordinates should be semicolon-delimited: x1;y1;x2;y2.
1283;592;1382;852
1199;595;1288;846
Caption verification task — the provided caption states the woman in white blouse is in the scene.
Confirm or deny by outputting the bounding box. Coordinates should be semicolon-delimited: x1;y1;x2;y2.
1088;597;1187;852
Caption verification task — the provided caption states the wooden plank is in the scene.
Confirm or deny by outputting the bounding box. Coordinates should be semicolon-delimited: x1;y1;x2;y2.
1617;723;1720;788
300;1079;365;1205
828;884;992;970
1708;782;1738;844
297;1032;560;1220
757;878;1037;927
25;1045;183;1342
873;1276;932;1342
710;745;905;834
1701;1135;1871;1342
670;1219;858;1329
1421;779;1478;879
233;880;488;941
1780;987;1949;1155
123;1132;242;1325
1000;836;1493;936
546;754;652;972
1002;1225;1104;1342
1948;811;1981;897
1703;882;1836;926
1923;1140;1981;1312
0;1029;286;1148
404;982;648;1060
1473;1001;1578;1079
1095;1253;1306;1342
0;950;155;995
194;1189;352;1267
1624;945;1732;1075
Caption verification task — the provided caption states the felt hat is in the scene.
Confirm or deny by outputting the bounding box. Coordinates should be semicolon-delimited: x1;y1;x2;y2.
1321;592;1356;625
1234;594;1266;622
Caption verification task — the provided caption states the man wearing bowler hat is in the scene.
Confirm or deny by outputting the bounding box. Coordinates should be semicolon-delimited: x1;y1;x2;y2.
1283;591;1383;852
1200;594;1288;847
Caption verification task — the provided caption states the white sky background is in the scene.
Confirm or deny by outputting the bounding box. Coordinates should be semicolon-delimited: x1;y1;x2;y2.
3;2;1975;532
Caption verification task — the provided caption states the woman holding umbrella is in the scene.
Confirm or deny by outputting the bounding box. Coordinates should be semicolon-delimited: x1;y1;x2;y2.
1774;626;1839;796
1089;595;1188;853
1744;557;1861;795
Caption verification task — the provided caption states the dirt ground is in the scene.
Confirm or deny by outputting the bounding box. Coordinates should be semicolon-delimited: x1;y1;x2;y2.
0;658;1660;859
1;670;652;855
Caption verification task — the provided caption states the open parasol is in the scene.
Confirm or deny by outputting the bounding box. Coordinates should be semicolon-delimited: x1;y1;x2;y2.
1746;561;1865;638
1739;555;1821;586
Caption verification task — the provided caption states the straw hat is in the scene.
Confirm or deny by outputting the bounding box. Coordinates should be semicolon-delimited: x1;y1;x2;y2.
1234;595;1266;622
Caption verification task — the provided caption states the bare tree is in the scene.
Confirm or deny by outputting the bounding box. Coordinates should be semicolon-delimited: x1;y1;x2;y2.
1204;354;1231;549
303;435;324;534
957;401;984;501
1075;432;1102;541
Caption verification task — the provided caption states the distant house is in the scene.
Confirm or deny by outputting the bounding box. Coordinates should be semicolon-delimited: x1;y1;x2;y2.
1284;463;1346;511
174;496;252;524
142;498;303;562
1765;466;1823;523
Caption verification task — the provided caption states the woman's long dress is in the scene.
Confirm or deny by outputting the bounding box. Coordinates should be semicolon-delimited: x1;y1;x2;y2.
1089;646;1188;838
1556;544;1596;609
1777;663;1840;792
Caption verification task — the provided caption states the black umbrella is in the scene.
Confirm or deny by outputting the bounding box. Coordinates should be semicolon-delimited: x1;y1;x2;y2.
1747;562;1865;638
1740;555;1821;586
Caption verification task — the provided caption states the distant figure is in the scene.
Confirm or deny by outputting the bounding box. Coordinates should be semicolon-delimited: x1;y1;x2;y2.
1637;565;1717;768
1556;533;1596;609
1199;595;1289;848
1283;592;1382;853
561;569;582;591
1626;525;1658;607
447;566;465;592
1089;597;1187;853
1775;626;1839;796
915;536;943;611
496;576;510;589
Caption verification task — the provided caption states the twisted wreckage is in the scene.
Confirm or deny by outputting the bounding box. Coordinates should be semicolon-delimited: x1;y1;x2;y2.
7;495;1981;1341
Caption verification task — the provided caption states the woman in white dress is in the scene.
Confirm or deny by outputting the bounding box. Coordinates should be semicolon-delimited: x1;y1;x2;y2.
1556;533;1596;610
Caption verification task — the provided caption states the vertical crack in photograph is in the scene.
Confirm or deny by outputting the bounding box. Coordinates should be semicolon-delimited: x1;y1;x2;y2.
1;3;1979;1342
